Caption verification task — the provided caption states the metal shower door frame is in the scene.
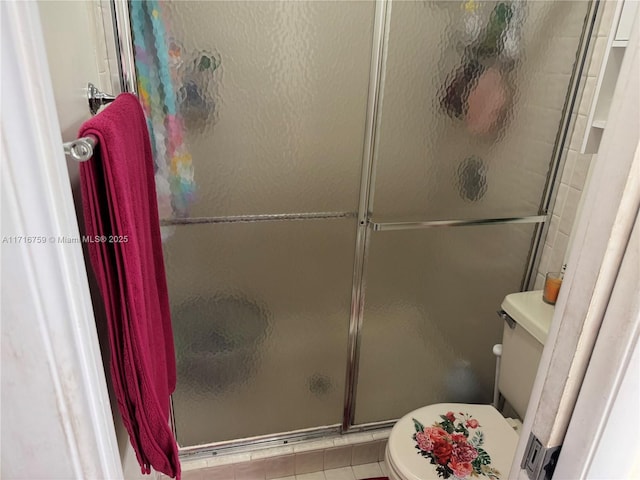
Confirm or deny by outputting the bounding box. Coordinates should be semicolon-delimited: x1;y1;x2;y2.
339;0;599;433
109;0;597;454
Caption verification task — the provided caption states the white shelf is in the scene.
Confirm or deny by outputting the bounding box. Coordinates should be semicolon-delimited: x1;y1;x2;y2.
582;0;632;154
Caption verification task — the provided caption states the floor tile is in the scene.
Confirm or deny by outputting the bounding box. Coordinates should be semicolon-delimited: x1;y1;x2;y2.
352;462;383;480
265;454;296;479
324;466;356;480
295;450;324;474
235;458;266;479
352;442;379;466
324;446;352;470
296;472;326;480
200;464;234;480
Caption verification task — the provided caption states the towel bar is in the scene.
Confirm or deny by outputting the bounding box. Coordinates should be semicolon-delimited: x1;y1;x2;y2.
63;135;98;162
62;83;116;161
88;83;116;115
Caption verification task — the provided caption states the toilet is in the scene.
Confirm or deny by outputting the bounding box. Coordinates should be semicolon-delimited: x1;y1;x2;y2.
385;291;554;480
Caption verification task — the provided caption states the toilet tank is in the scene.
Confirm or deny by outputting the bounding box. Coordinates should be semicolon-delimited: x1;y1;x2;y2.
498;291;554;419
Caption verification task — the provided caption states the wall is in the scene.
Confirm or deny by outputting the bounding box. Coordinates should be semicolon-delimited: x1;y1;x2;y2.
1;2;122;477
534;0;619;289
586;324;640;479
36;0;129;462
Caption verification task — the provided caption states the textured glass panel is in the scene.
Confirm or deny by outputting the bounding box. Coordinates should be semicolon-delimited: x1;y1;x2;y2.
139;1;375;218
371;1;589;221
164;219;356;446
354;224;536;424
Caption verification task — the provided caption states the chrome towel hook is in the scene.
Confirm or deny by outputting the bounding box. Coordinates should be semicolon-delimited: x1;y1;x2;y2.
88;82;116;115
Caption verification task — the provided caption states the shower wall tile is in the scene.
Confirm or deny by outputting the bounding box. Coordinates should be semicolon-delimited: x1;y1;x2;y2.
371;430;390;441
550;232;570;271
554;184;570;220
253;446;295;460
295;450;325;475
200;464;235;480
571;154;592;190
323;446;353;470
265;454;296;479
547;215;561;252
351;462;383;479
588;36;609;77
235;459;266;479
350;441;379;466
377;440;387;462
598;1;618;37
84;1;121;97
579;77;598;116
209;452;252;467
180;469;204;480
570;115;589;152
561;150;578;185
535;0;617;283
559;187;583;236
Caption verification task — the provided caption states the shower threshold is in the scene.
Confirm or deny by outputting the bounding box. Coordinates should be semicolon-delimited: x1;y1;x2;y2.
178;422;394;477
178;419;395;459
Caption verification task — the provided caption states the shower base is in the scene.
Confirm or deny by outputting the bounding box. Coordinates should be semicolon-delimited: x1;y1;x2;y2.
176;428;391;480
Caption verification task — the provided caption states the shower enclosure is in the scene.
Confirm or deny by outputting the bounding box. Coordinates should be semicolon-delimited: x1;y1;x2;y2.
119;0;594;450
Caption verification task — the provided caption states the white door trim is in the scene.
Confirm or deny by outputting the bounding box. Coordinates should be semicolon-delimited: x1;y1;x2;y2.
556;145;639;478
1;1;122;477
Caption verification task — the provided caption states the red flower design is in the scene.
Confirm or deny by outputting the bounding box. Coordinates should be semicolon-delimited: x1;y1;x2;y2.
452;439;478;463
449;458;473;478
425;426;449;442
415;431;434;452
412;412;498;479
465;418;480;429
432;439;453;465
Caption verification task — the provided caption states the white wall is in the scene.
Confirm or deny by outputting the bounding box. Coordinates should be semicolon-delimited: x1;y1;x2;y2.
37;0;118;141
36;0;130;463
0;1;122;478
587;329;640;479
35;3;163;477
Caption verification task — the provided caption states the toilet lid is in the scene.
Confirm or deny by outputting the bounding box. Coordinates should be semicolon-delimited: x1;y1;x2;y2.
387;403;518;480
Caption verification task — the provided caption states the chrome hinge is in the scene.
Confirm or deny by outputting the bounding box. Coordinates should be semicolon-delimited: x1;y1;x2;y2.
522;433;561;480
497;309;516;329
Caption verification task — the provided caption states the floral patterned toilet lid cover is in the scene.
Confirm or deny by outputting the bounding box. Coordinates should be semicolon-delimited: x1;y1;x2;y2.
387;403;519;480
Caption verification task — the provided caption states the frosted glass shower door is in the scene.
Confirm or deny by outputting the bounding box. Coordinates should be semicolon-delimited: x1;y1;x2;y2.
133;2;376;446
353;0;590;424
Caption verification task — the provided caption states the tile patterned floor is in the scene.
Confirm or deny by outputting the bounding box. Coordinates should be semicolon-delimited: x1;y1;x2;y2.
272;461;387;480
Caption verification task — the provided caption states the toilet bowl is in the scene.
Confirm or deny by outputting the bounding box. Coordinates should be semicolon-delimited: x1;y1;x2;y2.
384;291;554;480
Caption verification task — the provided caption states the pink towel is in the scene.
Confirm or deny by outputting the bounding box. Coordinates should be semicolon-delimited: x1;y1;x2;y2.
79;93;180;479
